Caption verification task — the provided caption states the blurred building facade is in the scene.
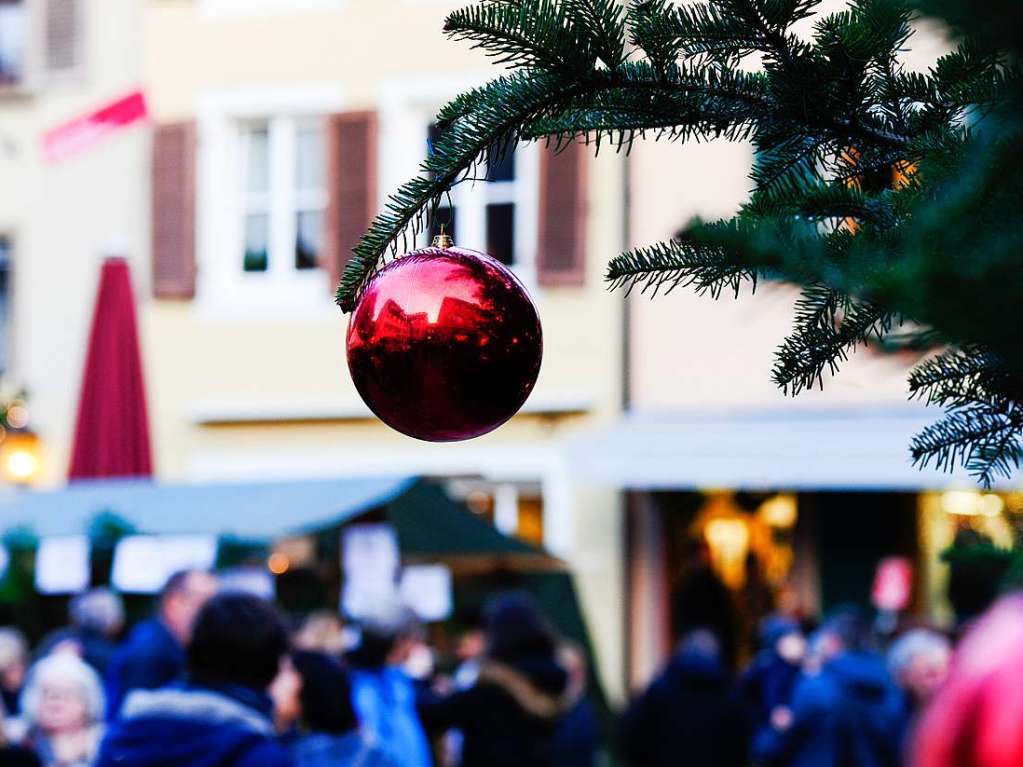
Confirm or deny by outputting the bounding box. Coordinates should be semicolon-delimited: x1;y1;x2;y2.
2;0;1020;705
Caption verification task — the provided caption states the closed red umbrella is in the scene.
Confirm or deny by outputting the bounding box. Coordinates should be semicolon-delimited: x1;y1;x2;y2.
68;257;153;479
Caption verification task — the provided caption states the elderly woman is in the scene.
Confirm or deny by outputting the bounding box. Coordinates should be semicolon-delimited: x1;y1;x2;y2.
18;653;104;767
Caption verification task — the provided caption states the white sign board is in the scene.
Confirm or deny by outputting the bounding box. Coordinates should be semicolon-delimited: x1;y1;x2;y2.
0;544;8;581
111;535;218;593
218;566;275;600
400;564;453;622
35;536;91;594
341;524;400;619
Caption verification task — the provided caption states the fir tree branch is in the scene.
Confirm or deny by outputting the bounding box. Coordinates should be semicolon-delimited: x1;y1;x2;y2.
606;235;760;298
444;0;592;72
911;406;1023;487
772;298;896;394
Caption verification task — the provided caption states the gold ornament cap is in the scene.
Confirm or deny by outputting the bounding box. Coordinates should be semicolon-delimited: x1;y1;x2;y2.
432;223;453;250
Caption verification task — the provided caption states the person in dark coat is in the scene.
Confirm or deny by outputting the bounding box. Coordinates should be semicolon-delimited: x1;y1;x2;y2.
94;593;292;767
552;642;600;767
621;629;750;767
762;610;905;767
38;589;125;677
419;593;569;767
104;570;217;717
741;615;806;762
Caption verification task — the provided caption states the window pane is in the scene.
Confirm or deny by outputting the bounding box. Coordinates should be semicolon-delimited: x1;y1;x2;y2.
0;3;27;85
486;203;514;265
243;213;269;272
429;206;457;243
245;125;270;195
296;124;325;191
487;137;515;182
295;210;323;271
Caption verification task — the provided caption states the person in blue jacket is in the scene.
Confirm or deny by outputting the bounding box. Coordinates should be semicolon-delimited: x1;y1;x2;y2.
741;615;806;762
94;593;293;767
762;610;906;767
104;569;217;717
346;602;433;767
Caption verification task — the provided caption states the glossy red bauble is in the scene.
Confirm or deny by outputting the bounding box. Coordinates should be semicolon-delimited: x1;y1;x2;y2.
346;246;543;442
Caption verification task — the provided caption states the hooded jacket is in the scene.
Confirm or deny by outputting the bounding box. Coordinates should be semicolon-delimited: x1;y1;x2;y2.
767;651;905;767
95;682;292;767
419;657;569;767
621;649;750;767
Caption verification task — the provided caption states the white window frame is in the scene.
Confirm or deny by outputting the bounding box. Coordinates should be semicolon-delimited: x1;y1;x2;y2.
196;84;344;318
379;72;540;289
238;116;328;277
0;0;86;93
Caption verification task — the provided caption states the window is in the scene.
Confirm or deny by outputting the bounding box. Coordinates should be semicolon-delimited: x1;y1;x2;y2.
0;0;83;89
427;124;533;274
0;1;26;86
237;117;326;280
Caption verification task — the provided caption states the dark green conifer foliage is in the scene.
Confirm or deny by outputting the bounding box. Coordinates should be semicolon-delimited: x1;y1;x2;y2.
336;0;1021;486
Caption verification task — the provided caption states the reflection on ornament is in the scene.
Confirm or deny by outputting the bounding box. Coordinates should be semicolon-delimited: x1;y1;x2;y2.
347;244;542;442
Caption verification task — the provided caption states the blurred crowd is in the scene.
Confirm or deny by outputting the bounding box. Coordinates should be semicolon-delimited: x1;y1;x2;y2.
0;569;1021;767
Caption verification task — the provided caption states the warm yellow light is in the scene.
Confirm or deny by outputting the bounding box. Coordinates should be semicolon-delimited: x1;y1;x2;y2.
759;495;798;528
980;494;1005;517
0;431;43;485
267;552;290;575
466;490;491;515
5;449;38;482
941;490;1006;518
706;518;750;556
941;490;981;516
704;517;751;589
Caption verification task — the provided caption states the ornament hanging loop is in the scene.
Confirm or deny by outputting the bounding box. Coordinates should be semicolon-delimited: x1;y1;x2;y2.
432;224;453;250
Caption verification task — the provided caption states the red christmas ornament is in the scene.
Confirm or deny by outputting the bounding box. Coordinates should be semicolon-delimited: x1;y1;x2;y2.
346;239;543;442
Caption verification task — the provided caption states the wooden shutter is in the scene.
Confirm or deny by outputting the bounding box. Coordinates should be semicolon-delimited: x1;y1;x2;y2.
324;111;378;292
44;0;81;75
152;122;197;299
537;141;587;286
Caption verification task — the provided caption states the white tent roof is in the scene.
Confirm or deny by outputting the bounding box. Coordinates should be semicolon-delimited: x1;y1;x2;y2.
566;406;1019;491
0;476;415;538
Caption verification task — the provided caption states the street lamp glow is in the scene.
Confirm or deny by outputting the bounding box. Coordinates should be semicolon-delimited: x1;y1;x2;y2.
0;430;44;485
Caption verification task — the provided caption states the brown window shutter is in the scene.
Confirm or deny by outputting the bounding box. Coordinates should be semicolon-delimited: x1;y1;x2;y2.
324;111;378;292
537;141;587;287
152;122;197;299
44;0;81;75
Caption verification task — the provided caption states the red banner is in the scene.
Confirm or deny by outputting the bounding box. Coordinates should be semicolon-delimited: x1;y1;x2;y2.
43;89;149;163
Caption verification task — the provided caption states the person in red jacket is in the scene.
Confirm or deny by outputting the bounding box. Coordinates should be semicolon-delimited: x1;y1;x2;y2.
913;594;1023;767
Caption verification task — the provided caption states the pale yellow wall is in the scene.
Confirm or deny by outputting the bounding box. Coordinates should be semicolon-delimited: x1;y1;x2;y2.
0;0;148;484
627;4;950;412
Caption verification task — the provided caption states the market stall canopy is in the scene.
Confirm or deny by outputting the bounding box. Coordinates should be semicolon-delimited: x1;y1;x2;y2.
567;406;1021;491
384;482;562;573
0;476;415;539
